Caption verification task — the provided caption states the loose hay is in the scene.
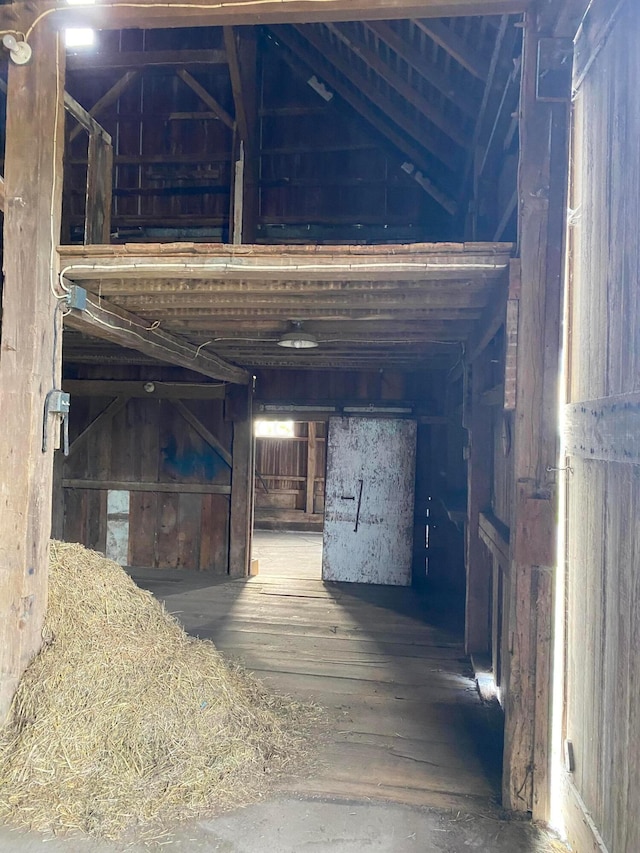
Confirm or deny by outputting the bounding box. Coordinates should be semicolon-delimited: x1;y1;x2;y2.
0;542;317;840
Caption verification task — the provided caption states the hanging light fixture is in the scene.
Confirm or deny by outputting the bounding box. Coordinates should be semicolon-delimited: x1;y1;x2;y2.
277;321;319;349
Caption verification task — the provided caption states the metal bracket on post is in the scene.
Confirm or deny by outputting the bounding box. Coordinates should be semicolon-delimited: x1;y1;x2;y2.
43;390;71;456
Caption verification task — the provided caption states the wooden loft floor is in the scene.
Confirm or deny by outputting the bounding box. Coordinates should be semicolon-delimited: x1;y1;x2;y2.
59;241;514;374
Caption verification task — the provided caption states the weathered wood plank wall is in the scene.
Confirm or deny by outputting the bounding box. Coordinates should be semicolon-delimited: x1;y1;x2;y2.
562;2;640;851
60;368;233;572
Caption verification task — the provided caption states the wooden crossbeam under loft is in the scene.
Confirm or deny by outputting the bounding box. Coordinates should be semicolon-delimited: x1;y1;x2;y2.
63;292;250;384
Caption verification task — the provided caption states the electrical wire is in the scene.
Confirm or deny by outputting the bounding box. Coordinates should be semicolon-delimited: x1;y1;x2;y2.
24;0;400;43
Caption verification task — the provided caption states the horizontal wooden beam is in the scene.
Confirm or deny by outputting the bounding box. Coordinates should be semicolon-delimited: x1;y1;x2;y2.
565;391;640;464
63;479;231;495
5;1;528;34
63;379;226;399
67;48;227;71
63;293;250;384
59;242;513;282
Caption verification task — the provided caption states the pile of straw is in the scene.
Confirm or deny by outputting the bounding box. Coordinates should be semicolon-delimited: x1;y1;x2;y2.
0;542;316;840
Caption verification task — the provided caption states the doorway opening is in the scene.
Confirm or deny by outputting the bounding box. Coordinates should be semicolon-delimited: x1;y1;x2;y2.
252;419;326;580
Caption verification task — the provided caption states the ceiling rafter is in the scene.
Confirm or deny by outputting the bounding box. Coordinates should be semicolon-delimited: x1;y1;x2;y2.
364;21;478;117
412;18;491;80
290;24;458;171
322;22;470;148
267;26;457;214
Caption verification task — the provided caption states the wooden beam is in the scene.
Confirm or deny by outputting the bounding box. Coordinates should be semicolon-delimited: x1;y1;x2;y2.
85;131;113;244
465;349;493;656
324;22;469;147
269;27;457;214
64;91;112;142
63;379;226;399
564;391;640;464
306;421;317;514
67;48;227;71
69;71;139;143
502;14;571;821
172;400;233;467
293;24;459;171
480;383;505;406
225;27;259;243
479;510;510;567
176;69;235;131
229;385;254;578
63;479;231;495
3;1;529;34
364;21;477;117
63;294;250;384
224;27;250;146
59;242;512;281
413;18;491;80
0;24;65;722
0;175;4;213
67;396;129;460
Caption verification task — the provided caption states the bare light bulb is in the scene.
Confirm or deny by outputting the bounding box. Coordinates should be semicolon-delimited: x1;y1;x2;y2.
2;33;32;65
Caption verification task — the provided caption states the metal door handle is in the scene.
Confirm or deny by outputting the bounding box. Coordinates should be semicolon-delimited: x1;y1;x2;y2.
354;479;364;532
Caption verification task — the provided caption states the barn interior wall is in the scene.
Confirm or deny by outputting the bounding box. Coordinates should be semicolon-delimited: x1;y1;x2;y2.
59;365;235;572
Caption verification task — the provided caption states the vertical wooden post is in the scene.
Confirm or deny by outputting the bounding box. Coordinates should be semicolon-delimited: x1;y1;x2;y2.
225;26;258;244
0;25;65;721
85;131;113;244
229;384;253;577
306;422;317;515
465;347;493;655
502;13;570;820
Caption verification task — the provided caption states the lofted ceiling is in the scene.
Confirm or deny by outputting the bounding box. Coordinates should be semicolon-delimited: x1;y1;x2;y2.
0;8;524;375
60;242;513;372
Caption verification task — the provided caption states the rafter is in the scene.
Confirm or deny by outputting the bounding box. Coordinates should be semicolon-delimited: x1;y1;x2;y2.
413;18;491;80
292;24;458;170
268;27;457;214
323;22;469;148
364;21;478;117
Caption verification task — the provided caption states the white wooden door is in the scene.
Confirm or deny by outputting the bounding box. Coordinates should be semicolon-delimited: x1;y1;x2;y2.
322;417;416;585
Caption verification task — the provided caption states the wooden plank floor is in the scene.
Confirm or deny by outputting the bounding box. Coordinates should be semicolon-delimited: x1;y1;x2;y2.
132;530;502;813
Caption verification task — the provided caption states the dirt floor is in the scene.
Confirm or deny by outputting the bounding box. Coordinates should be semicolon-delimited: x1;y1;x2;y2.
0;531;567;851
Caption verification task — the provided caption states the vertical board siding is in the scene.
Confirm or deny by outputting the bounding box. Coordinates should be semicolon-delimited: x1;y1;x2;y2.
564;3;640;851
62;393;231;573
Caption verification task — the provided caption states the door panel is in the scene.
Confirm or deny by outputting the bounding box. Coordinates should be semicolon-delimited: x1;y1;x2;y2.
322;417;416;585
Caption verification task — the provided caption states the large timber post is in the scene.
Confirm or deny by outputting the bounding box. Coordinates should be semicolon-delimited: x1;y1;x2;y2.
0;25;66;721
502;11;571;820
